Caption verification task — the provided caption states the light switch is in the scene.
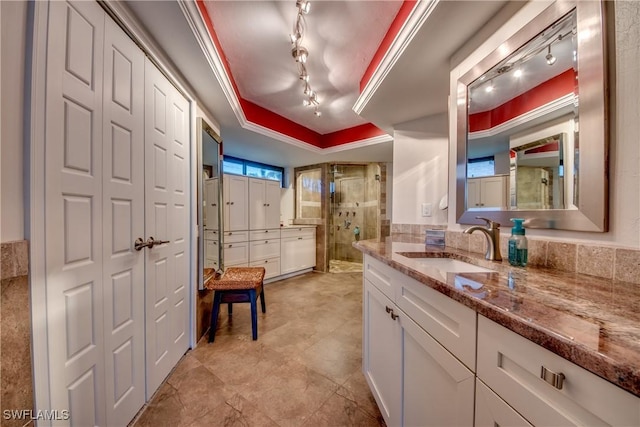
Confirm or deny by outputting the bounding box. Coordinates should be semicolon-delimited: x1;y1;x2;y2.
421;203;432;217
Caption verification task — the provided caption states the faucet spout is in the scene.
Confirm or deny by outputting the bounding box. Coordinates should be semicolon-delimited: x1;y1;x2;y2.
463;217;502;261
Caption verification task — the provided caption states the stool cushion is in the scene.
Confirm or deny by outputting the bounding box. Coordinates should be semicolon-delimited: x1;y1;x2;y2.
204;267;265;291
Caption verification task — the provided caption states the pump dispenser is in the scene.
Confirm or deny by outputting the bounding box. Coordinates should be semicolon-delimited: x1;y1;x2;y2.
508;218;528;267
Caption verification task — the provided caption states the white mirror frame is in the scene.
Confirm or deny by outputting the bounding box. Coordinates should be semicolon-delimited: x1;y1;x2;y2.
456;0;608;232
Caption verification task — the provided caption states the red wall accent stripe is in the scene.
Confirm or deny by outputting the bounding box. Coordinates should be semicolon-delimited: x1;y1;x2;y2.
360;1;417;92
468;69;576;132
197;1;389;149
322;123;387;148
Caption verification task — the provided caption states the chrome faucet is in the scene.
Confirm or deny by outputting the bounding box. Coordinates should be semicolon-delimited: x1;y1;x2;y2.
463;217;502;261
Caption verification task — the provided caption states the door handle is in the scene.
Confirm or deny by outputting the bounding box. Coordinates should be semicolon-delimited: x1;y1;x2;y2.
134;236;170;251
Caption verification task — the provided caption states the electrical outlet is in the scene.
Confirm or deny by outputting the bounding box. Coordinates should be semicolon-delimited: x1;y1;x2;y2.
421;203;432;217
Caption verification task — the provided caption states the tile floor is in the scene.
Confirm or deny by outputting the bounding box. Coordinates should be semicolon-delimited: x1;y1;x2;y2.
328;259;363;273
132;271;384;427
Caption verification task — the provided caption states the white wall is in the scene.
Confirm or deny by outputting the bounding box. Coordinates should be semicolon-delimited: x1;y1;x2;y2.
392;114;449;226
444;0;640;248
1;0;27;242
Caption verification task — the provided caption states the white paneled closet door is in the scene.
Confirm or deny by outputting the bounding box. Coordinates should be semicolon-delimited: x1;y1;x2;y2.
42;1;190;424
102;16;146;426
44;2;107;425
144;58;190;397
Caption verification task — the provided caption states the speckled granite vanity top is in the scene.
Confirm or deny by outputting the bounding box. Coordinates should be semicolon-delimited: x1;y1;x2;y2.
354;235;640;397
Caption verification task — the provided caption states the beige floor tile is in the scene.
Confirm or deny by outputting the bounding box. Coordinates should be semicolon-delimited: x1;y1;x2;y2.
302;392;384;427
134;271;382;427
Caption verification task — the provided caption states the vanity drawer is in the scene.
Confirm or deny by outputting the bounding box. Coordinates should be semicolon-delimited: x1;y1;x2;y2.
205;240;219;261
363;255;395;301
204;229;218;241
249;239;281;261
223;231;249;243
249;229;281;241
280;227;315;239
250;257;281;280
395;273;476;370
223;242;249;266
477;315;640;426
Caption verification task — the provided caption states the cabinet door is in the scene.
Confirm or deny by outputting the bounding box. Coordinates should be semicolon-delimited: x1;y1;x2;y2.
225;175;248;231
363;280;402;426
248;178;266;230
481;176;506;208
280;237;298;275
467;178;481;208
264;180;281;229
475;380;532;427
298;235;316;269
401;310;475;427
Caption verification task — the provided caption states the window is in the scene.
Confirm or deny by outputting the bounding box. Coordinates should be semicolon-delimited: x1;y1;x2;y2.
467;156;495;178
222;155;284;186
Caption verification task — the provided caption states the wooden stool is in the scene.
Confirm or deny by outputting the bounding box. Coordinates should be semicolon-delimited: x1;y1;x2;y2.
204;267;266;343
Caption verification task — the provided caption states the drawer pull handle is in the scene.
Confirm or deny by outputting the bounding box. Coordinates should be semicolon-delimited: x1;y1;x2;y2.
385;306;399;320
541;366;565;390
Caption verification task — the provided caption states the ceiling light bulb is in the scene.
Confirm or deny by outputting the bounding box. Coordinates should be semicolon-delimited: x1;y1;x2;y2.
546;45;556;65
296;0;310;14
300;72;309;82
513;69;523;78
485;81;494;93
314;109;321;117
289;32;299;44
303;99;311;107
292;46;308;63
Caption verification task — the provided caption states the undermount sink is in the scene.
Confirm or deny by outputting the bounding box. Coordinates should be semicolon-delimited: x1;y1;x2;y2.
414;258;493;273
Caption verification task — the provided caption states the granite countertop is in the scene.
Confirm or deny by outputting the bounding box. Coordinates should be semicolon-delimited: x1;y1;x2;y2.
354;235;640;398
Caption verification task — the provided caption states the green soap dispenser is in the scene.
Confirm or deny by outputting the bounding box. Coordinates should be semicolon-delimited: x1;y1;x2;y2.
508;218;528;267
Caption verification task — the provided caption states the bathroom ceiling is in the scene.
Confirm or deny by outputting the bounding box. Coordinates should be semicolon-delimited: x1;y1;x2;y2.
122;0;512;168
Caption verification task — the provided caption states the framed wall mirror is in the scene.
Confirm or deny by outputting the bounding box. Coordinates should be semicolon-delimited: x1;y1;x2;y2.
197;117;223;290
456;0;608;231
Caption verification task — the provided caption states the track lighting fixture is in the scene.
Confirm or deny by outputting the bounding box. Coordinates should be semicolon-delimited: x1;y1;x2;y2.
290;0;320;117
545;44;557;65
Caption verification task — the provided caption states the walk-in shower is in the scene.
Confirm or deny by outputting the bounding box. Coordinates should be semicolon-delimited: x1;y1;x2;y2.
328;163;382;272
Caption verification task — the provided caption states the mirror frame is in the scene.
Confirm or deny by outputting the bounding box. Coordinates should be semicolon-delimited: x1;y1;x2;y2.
197;117;224;290
456;0;608;231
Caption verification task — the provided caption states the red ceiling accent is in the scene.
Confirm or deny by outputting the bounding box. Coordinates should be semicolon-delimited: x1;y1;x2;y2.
196;0;390;149
360;1;418;93
469;69;576;133
322;124;388;148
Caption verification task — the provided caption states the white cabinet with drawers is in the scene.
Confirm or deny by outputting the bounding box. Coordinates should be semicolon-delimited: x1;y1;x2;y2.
362;255;640;426
249;228;281;280
363;254;476;427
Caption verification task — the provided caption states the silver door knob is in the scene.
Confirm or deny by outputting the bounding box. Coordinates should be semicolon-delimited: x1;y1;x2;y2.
134;236;170;251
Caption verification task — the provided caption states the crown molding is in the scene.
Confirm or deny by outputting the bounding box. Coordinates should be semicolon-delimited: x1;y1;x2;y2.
321;134;393;154
353;0;439;115
180;1;245;123
243;122;325;154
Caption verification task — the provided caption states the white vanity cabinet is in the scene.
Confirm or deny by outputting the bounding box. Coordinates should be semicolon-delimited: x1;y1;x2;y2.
280;227;316;274
248;178;281;230
222;231;249;267
476;315;640;427
363;255;476;427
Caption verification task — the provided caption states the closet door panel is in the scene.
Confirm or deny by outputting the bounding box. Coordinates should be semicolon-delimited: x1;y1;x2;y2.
144;58;190;397
102;16;146;426
45;1;106;425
